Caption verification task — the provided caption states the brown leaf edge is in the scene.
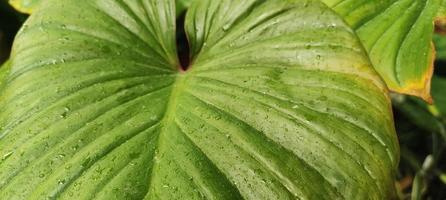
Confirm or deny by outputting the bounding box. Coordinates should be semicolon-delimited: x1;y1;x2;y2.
394;42;435;104
398;13;444;104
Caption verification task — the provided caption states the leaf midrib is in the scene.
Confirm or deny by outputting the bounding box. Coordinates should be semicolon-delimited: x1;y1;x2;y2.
145;73;187;197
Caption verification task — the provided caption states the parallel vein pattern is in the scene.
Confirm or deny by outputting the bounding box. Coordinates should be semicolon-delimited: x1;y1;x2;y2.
0;0;399;199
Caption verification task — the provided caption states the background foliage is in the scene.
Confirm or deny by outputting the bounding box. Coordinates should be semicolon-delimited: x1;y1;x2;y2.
0;1;445;199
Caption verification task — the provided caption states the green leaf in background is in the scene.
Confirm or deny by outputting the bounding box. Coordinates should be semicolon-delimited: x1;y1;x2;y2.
434;34;446;60
391;76;446;141
410;155;434;200
8;0;40;14
392;93;446;141
0;0;399;199
431;76;446;118
322;0;445;102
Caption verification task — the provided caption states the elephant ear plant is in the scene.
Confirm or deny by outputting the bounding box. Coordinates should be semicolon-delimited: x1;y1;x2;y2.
0;0;444;199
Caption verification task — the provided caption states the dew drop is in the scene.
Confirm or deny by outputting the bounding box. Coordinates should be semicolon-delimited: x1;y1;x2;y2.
222;24;230;31
214;114;222;120
60;107;70;118
58;179;66;185
2;151;13;160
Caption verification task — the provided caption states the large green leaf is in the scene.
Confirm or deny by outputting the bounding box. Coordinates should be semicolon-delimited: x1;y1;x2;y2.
0;60;11;91
9;0;195;16
0;0;399;199
322;0;444;102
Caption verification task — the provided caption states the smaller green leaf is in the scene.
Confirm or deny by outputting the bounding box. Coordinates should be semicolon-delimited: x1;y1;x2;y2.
322;0;444;102
9;0;41;14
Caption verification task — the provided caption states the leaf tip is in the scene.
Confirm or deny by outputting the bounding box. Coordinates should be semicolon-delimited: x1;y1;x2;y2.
418;42;436;105
392;43;435;104
396;87;433;104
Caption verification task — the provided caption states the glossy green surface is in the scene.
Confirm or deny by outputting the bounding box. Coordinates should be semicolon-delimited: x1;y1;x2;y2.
0;0;399;199
0;60;11;91
322;0;444;101
9;0;195;16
